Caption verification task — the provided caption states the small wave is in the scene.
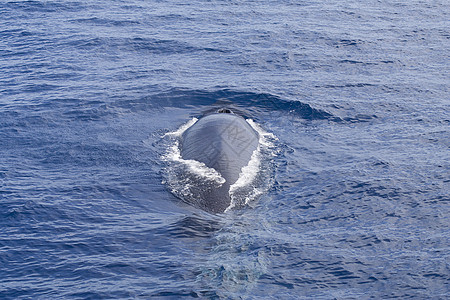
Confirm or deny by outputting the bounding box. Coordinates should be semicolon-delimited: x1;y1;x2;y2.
64;36;220;55
71;17;141;27
5;1;86;13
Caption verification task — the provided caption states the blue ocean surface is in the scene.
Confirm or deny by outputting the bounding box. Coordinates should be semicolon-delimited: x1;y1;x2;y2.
1;0;449;299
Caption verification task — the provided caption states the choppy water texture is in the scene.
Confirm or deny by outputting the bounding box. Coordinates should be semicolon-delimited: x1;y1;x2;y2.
1;0;449;299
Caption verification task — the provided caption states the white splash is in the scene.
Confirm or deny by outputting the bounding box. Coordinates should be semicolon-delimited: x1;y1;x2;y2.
225;146;261;212
162;118;225;185
163;117;198;138
163;141;226;185
225;119;277;212
246;119;277;149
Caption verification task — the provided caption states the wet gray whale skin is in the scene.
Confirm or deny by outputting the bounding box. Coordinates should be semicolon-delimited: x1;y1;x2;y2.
180;111;259;213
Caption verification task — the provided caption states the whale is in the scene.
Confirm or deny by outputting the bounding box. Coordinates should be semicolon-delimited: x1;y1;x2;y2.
180;109;259;213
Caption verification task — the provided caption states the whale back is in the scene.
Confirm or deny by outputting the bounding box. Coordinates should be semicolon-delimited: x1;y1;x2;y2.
180;113;259;212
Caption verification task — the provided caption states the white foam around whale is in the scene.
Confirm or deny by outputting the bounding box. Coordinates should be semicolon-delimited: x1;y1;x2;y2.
226;119;277;212
163;118;226;185
163;117;198;138
163;116;276;212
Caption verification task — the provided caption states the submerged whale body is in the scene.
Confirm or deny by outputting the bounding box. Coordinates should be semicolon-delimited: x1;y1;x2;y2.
180;109;259;213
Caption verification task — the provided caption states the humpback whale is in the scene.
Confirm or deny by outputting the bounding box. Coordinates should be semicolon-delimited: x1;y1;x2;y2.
180;109;259;213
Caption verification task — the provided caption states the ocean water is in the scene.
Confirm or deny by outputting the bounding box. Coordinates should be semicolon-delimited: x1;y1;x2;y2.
1;0;449;299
